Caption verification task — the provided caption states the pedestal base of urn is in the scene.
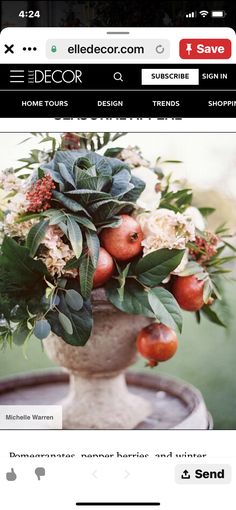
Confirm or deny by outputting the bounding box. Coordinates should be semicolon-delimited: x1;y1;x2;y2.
60;372;152;429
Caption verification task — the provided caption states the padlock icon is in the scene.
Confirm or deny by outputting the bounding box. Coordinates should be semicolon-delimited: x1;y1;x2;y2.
51;45;57;53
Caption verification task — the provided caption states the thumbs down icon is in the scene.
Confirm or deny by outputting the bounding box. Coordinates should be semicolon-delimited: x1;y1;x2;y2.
35;467;45;480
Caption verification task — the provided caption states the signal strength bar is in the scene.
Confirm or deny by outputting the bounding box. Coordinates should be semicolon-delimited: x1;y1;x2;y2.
185;11;196;18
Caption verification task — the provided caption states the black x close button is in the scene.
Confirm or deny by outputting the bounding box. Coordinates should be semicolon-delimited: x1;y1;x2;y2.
4;44;14;54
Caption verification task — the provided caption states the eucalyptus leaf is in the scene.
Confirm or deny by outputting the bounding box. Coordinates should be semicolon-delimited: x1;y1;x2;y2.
65;289;83;311
34;319;51;340
41;294;60;307
58;311;73;335
49;292;93;346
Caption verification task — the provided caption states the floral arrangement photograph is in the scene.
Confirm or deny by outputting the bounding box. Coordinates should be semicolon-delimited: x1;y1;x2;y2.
0;132;235;430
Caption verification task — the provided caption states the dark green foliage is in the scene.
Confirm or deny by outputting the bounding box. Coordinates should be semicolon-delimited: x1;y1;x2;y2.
0;236;48;297
40;150;145;229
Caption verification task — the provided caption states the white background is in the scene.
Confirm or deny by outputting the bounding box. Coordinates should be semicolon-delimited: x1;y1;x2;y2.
0;430;235;510
1;131;236;198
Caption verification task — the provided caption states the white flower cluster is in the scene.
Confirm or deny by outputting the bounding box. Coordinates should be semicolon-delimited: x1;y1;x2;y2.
0;169;24;192
40;226;75;277
0;170;75;277
119;146;149;169
136;208;196;276
137;208;196;255
0;171;32;238
132;166;162;211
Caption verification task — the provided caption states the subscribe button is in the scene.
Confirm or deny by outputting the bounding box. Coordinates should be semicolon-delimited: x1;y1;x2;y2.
180;39;231;59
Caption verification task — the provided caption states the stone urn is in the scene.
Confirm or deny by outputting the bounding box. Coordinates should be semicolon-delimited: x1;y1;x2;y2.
44;288;152;429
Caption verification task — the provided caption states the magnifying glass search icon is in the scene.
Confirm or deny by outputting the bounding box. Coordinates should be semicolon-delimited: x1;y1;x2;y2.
113;72;123;82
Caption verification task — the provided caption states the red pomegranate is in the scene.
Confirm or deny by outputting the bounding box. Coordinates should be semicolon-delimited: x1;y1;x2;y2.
172;275;205;312
136;323;178;367
93;247;115;288
100;214;143;261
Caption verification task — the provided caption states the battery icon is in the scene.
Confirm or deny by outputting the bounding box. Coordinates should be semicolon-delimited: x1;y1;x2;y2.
211;10;226;18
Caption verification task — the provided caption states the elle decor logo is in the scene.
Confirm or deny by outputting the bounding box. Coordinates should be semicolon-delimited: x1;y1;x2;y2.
9;69;83;84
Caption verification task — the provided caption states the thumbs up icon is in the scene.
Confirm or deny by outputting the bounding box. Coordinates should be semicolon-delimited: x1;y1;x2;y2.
6;468;17;481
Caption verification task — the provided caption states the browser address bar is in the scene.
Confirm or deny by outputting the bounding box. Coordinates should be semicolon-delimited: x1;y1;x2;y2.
46;39;170;60
1;27;234;64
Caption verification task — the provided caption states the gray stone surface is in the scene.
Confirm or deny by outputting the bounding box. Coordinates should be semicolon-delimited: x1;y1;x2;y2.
44;289;152;429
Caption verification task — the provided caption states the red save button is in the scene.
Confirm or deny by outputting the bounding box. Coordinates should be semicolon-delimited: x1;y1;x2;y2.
179;39;231;59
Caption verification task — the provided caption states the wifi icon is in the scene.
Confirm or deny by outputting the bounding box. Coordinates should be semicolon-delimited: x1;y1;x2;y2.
199;10;209;17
